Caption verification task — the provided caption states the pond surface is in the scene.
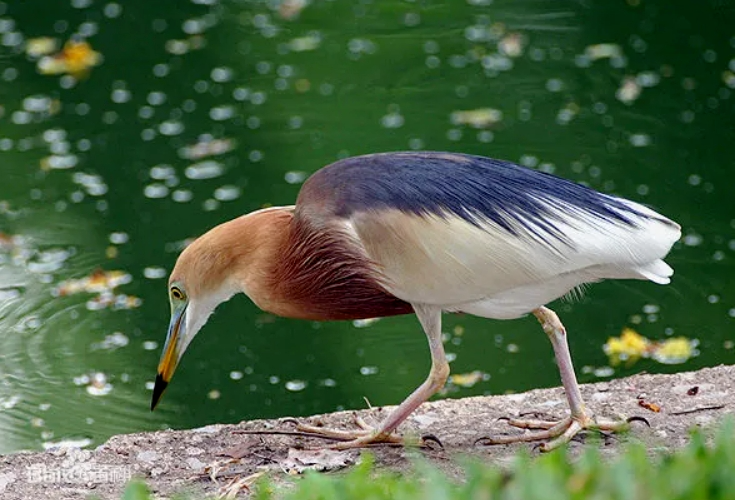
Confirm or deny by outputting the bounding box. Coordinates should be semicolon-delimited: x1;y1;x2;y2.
0;0;733;454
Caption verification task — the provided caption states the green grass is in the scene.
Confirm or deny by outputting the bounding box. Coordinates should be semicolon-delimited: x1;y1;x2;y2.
119;422;735;500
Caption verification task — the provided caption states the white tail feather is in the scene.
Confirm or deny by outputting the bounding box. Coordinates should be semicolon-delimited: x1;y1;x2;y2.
635;259;674;285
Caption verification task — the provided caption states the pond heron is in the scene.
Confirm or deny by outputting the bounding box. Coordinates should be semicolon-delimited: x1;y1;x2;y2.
151;152;680;451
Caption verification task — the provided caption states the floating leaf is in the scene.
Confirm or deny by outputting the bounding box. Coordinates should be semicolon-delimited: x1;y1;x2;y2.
55;269;131;296
37;40;102;77
450;108;503;128
25;37;59;58
652;337;699;365
584;43;623;61
449;370;486;388
604;327;698;366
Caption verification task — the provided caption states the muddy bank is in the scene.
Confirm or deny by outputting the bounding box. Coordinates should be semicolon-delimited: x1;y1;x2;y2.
1;365;732;499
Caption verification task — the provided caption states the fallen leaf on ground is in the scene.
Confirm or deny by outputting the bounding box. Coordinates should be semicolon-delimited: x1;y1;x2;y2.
279;448;359;474
638;399;661;412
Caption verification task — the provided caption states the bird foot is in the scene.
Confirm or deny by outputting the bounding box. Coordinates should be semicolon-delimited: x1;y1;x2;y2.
286;415;443;450
476;412;631;452
289;415;404;450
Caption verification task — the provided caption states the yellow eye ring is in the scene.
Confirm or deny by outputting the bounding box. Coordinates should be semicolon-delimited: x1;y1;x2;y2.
170;286;185;301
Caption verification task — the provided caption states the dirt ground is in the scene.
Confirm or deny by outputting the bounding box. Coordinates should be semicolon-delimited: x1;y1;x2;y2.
1;364;732;499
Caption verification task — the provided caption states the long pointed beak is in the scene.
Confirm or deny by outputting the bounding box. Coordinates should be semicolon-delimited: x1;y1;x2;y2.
151;303;187;410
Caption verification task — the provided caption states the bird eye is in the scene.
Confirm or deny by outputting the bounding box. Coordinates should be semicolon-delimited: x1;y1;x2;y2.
170;286;185;301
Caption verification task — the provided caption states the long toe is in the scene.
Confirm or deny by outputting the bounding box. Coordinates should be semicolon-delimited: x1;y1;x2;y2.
329;431;404;450
292;420;404;449
295;422;373;441
478;413;631;452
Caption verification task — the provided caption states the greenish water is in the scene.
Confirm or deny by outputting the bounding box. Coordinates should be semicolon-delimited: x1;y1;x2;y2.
0;0;733;454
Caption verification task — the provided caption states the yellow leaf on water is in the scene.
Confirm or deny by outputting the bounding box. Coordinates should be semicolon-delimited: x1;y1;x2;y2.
584;43;623;61
449;370;486;388
603;327;650;362
652;337;698;365
498;33;525;58
616;76;642;104
56;269;132;296
604;327;698;367
450;108;503;128
25;37;59;58
37;40;101;77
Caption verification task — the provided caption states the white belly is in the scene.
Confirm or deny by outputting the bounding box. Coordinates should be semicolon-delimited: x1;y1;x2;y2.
446;259;672;320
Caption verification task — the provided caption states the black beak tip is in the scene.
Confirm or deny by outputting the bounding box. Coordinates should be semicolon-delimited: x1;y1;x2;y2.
151;373;168;411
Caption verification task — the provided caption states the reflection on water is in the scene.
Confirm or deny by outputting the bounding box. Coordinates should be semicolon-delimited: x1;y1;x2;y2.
0;0;733;453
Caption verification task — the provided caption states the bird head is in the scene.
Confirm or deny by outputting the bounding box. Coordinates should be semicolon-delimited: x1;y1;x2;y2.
150;207;295;410
150;224;243;410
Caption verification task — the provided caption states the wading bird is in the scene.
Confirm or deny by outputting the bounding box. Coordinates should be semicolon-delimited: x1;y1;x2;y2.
151;152;680;451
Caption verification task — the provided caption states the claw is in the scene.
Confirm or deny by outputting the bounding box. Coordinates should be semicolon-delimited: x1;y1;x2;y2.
531;442;545;453
518;411;555;420
420;433;443;449
626;415;651;427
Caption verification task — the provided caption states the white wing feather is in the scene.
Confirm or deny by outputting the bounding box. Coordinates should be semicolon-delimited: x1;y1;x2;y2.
348;198;680;319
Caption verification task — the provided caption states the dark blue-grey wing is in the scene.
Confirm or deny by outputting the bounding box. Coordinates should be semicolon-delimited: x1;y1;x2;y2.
296;151;670;244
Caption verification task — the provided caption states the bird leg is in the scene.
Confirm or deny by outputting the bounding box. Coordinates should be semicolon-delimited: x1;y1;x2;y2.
292;304;449;450
480;306;628;452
